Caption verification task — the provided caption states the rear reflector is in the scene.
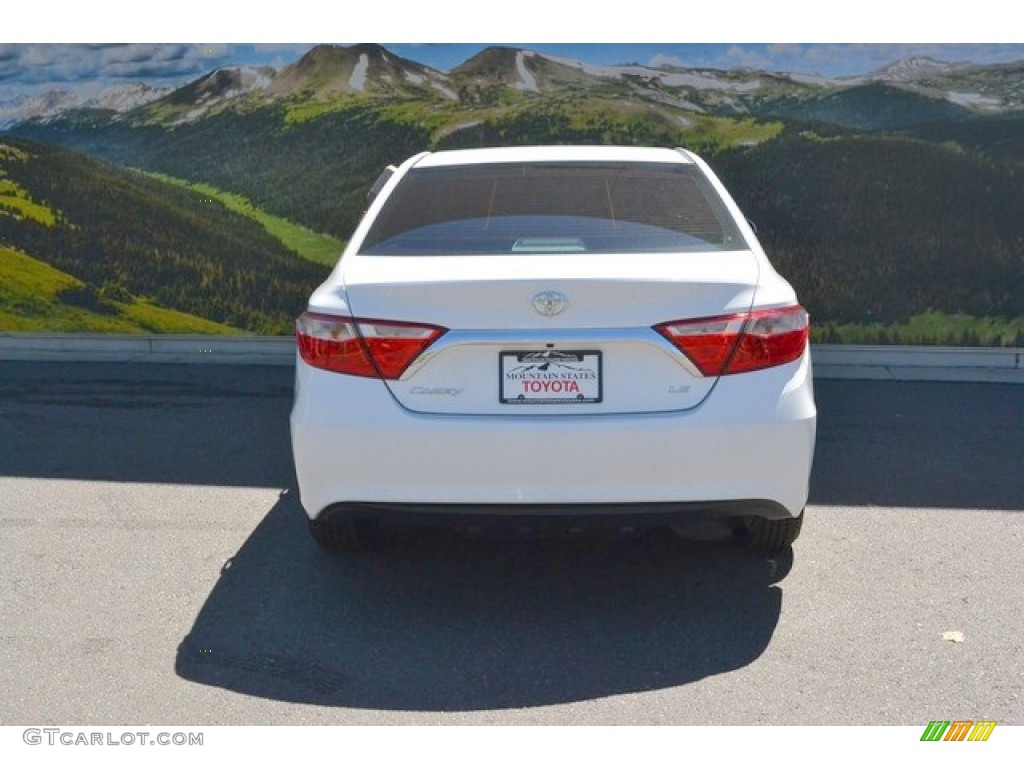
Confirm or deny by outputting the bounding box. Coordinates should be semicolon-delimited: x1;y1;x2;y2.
655;305;809;376
296;312;446;379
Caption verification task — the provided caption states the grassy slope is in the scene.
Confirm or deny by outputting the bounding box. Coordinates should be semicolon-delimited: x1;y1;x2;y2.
0;245;241;333
0;144;58;227
2;143;249;334
147;172;344;267
0;178;58;226
0;137;329;334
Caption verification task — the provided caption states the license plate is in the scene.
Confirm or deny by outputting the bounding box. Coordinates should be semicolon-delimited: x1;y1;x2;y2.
500;350;602;404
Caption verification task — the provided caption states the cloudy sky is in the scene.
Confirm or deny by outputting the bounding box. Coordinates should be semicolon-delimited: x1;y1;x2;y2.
3;42;1024;101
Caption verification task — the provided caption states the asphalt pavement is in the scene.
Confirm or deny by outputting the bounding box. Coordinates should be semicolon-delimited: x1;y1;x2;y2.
0;361;1021;724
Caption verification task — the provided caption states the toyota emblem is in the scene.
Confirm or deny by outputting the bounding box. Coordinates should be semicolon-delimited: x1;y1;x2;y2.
531;291;568;317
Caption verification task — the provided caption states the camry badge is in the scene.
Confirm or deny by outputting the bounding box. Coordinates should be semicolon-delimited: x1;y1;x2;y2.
532;291;568;317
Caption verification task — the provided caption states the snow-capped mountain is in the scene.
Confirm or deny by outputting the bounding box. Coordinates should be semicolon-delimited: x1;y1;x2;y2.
451;47;598;92
269;44;455;101
449;46;763;95
867;57;970;83
83;82;174;112
535;52;766;94
171;67;274;103
0;83;171;129
448;46;771;114
155;67;275;123
4;46;1024;131
0;90;81;128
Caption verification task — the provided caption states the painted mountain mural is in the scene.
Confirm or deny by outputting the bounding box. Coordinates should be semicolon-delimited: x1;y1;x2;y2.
2;44;1023;343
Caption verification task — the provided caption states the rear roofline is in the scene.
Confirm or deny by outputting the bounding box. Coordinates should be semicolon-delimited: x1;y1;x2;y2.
411;145;694;168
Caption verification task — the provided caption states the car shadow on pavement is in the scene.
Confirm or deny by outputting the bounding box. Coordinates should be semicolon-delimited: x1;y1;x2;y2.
175;489;789;711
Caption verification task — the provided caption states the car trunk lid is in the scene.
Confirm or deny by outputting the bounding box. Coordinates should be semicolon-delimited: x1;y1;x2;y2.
329;250;759;415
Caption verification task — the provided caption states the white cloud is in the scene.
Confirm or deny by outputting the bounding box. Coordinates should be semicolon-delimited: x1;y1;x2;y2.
649;54;685;69
0;44;240;99
723;45;773;71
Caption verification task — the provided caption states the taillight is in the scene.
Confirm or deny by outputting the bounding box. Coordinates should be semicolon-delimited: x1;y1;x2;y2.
296;312;446;379
655;305;809;376
727;306;810;374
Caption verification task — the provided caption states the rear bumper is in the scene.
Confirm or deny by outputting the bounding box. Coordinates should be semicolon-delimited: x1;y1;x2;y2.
312;500;793;538
291;351;816;520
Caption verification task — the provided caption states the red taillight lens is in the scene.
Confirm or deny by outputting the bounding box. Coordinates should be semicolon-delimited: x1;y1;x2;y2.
296;313;376;377
727;306;810;374
655;314;748;376
357;319;447;379
296;312;446;379
655;305;809;376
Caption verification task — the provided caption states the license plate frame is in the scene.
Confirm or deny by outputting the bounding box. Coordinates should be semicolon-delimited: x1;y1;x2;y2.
499;349;603;405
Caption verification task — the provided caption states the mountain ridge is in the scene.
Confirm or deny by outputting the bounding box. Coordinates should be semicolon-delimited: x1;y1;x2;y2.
5;46;1024;130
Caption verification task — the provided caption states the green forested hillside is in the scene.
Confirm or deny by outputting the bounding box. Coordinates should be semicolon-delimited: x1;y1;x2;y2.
0;139;330;334
11;99;778;242
0;244;240;333
903;114;1024;170
146;173;344;267
711;132;1024;334
14;106;431;240
7;82;1024;343
753;83;977;131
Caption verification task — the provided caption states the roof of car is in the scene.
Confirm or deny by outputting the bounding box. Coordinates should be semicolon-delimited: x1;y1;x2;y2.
412;145;692;168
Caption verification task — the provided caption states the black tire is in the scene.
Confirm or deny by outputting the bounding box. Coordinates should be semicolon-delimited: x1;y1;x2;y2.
308;514;381;553
739;510;804;551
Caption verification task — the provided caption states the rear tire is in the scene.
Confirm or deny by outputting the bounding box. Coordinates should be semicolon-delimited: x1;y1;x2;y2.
739;509;804;551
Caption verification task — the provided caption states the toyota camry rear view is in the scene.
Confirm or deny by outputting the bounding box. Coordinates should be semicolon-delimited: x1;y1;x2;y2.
290;145;816;551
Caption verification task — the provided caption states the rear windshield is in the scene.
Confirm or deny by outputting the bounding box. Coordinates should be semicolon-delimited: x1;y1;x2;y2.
360;161;748;255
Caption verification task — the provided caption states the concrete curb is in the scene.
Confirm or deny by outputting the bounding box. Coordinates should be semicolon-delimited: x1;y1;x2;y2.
0;333;295;366
0;334;1022;383
811;345;1024;383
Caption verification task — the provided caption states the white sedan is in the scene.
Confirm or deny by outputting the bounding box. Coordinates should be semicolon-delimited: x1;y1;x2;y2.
290;145;816;551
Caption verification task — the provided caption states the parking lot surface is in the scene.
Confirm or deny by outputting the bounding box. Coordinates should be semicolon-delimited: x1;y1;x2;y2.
0;362;1021;724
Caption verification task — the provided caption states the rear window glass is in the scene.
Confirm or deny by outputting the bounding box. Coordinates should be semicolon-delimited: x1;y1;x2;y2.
360;161;747;255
